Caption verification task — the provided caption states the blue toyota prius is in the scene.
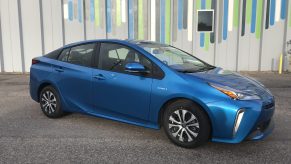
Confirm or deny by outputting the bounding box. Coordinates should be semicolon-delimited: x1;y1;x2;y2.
30;39;275;148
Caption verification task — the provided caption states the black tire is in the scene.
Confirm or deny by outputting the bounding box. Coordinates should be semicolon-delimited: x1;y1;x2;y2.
162;99;211;148
39;85;64;118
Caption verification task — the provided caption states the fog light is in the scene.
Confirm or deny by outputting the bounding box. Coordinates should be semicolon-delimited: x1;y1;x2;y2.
233;109;244;136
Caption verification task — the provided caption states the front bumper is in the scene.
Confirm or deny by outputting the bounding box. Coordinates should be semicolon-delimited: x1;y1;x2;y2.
246;119;274;140
206;98;275;144
246;101;275;140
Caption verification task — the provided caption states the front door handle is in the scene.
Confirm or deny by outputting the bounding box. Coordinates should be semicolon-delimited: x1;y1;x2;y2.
93;74;106;80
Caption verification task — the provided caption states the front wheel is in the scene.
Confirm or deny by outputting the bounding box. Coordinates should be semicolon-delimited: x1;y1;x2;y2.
39;86;64;118
163;100;211;148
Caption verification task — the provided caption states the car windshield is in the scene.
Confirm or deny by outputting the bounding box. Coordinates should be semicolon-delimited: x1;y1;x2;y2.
138;43;215;73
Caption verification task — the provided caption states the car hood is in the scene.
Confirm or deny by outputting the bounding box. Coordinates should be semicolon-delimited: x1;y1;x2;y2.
185;67;273;102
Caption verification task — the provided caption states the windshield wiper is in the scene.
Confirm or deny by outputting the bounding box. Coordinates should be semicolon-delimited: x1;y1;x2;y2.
195;65;216;72
177;65;216;73
177;69;197;73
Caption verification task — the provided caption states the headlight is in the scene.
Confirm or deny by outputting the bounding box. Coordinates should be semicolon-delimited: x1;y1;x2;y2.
209;83;260;100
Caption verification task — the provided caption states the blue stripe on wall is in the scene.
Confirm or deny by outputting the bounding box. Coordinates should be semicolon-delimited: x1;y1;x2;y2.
270;0;275;26
200;0;206;48
281;0;286;19
201;0;206;8
178;0;183;30
161;0;165;43
223;0;228;40
251;0;257;33
90;0;95;22
68;0;73;21
78;0;82;23
128;0;134;39
106;0;112;33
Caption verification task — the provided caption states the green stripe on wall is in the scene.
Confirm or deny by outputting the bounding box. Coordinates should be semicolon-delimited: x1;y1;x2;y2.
138;0;144;39
246;0;252;24
205;0;211;51
206;0;211;8
196;0;201;10
165;0;171;44
116;0;121;26
94;0;100;27
256;0;263;39
233;0;239;27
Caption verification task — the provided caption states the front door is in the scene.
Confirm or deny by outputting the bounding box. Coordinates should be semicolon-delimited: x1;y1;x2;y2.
92;43;153;122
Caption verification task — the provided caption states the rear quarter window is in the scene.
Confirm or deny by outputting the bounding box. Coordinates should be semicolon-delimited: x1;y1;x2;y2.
44;49;62;59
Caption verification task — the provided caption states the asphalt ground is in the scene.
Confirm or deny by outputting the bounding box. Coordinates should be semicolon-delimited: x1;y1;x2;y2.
0;72;291;164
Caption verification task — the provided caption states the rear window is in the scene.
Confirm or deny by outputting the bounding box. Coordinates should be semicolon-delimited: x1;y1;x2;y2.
44;49;62;59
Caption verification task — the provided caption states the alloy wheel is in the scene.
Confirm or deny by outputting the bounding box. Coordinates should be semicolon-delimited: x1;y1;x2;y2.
168;109;200;142
41;90;57;115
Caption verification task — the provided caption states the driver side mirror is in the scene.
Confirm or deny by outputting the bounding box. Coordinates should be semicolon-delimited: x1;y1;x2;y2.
125;62;150;74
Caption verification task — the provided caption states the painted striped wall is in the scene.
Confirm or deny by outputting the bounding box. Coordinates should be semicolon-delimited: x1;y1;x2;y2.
0;0;291;72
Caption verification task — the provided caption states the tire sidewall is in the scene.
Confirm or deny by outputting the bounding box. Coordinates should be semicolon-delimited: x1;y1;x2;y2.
163;100;210;148
40;86;63;118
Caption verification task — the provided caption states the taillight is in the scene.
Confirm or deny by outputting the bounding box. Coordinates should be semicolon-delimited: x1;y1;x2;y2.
32;59;39;65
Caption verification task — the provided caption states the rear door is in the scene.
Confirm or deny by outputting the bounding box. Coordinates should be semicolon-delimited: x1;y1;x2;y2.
51;43;97;112
92;43;153;121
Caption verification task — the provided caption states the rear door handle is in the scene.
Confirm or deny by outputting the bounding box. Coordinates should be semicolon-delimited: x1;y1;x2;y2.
93;74;106;80
55;67;64;72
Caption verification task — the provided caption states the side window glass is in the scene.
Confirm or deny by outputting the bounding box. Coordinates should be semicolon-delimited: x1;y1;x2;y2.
99;43;152;74
45;49;62;59
58;49;70;62
67;43;95;67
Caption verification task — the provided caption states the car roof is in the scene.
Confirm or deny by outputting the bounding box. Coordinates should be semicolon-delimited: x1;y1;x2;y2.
62;39;169;49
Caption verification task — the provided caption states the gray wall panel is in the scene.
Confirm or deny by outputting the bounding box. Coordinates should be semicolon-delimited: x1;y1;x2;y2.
42;0;64;53
21;0;43;72
0;0;290;72
0;5;3;72
0;0;22;72
64;0;85;44
261;22;285;71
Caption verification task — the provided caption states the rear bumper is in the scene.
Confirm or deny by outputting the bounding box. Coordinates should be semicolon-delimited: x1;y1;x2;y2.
29;81;38;102
29;73;39;102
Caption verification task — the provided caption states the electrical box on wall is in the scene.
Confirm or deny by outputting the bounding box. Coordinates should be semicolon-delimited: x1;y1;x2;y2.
197;10;214;33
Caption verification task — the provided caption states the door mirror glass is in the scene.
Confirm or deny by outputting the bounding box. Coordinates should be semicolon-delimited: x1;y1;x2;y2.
125;63;149;74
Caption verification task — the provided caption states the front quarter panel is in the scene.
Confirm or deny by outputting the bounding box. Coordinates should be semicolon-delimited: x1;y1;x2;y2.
207;99;263;143
148;68;266;143
148;69;220;126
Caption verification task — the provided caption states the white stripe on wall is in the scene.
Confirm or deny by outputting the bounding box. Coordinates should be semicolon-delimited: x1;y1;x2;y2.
63;3;68;20
275;0;281;22
228;0;234;31
187;0;193;41
121;0;126;23
150;0;156;41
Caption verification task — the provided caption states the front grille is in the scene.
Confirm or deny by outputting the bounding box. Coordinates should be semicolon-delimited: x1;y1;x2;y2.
263;101;275;110
246;119;272;140
256;120;271;131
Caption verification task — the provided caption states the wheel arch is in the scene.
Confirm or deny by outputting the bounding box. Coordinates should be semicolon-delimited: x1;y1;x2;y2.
158;97;213;137
37;81;60;102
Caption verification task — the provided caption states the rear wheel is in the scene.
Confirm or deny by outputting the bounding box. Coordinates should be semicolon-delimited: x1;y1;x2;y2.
163;100;211;148
40;86;64;118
